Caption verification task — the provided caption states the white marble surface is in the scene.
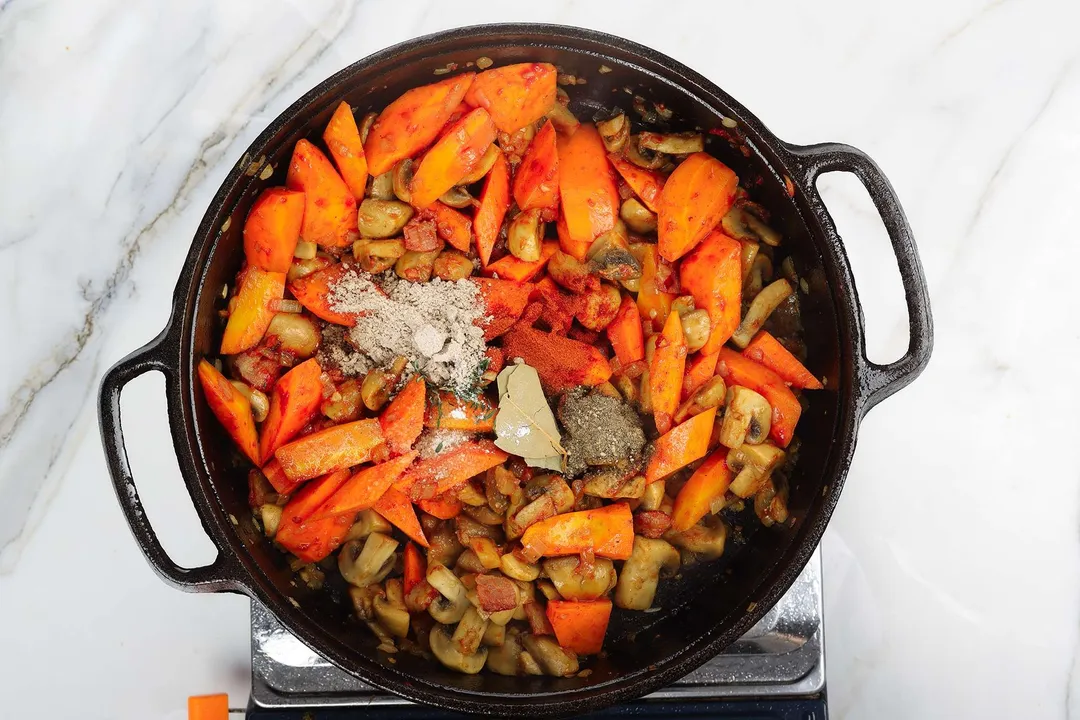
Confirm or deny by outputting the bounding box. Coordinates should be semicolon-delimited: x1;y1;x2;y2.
1;0;1078;717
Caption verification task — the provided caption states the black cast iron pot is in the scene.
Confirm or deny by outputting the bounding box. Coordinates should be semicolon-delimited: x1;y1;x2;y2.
99;24;932;717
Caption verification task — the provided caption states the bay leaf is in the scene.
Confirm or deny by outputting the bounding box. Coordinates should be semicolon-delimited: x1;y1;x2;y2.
494;363;566;471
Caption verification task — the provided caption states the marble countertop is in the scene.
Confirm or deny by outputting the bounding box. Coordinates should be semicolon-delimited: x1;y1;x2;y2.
2;1;1078;718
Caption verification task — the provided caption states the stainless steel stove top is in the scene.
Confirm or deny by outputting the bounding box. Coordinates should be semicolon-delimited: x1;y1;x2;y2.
250;548;823;711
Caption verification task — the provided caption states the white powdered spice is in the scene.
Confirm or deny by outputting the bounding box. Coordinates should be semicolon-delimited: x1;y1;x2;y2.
415;429;474;460
328;269;490;396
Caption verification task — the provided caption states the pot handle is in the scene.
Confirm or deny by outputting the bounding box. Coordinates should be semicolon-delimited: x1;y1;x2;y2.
98;326;245;593
786;142;933;411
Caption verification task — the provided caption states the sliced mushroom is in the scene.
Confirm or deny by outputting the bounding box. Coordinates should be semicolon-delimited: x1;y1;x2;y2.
727;443;786;498
338;533;398;588
373;595;410;638
428;521;465;567
321;378;363;423
674;376;726;425
680;309;711;353
500;552;541;582
620;197;657;235
638;132;705;155
754;478;790;527
265;313;320;358
719;386;772;449
463;504;505;526
430;625;488;674
439;186;474;209
545;101;580;136
468;537;503;570
731;279;793;348
543;557;617;601
357;199;413;238
519;650;545;675
745;252;773;298
522;634;579;676
640;479;666;512
547;250;596;294
357;112;377;144
665;517;728;559
452;606;490;655
433;250;474;281
456;514;504;546
582;470;646;500
482;621;506;647
460;144;500;185
292;239;318;260
614;536;680;610
486;628;524;675
348;584;384;621
597;112;629;153
353;237;406;274
722;205;782;247
394;249;439;282
455;549;487;574
738;240;760;284
259;504;282;538
508;208;544;261
391;159;415;204
576;283;622;331
587;224;641;282
360;356;408;411
346;509;394;541
369;171;395;200
230;381;269;423
427;564;471;624
506;474;574;539
625;135;666;170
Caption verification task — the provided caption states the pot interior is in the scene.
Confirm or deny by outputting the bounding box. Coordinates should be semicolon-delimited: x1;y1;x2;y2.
183;26;852;712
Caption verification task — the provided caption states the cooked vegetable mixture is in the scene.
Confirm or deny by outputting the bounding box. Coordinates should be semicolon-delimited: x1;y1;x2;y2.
200;60;821;676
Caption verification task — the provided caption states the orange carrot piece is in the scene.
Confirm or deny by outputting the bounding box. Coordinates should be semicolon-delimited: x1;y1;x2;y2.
220;267;285;355
680;231;742;354
261;458;298;495
513;119;559;211
379;376;426;454
188;695;229;720
650;310;688;435
463;62;557;134
275;468;354;562
286;139;357;248
657;153;738;262
243;188;305;273
287;264;357;326
322;101;369;199
715;349;802;447
403;542;426;594
364;73;475;176
313;451;418;519
259;358;323;464
274;418;384;483
424;390;497;432
472;277;533;340
520;503;634;560
744;332;823;390
555;208;590;262
671;449;731;531
546;600;612;655
500;325;612;394
410;108;498;209
557;125;619;254
682;352;720;401
197;359;259;465
636;244;674;329
426;202;472;253
645;407;717;483
473;149;509;267
394;440;508;498
608;154;665;213
607;294;645;366
372;487;429;547
417;494;463;520
485;240;558;282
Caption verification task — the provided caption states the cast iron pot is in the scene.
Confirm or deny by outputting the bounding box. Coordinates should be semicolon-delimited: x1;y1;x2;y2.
99;24;932;717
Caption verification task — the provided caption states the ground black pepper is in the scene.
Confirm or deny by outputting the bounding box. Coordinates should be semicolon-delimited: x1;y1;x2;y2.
557;388;646;477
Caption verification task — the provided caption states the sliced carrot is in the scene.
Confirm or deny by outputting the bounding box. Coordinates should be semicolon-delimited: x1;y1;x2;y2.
403;542;426;595
394;440;508;499
682;351;720;401
513;119;559;212
379;376;426;454
197;359;259;465
261;458;298;495
557;125;619;254
636;244;674;329
472;277;533;340
671;449;731;531
650;309;688;435
473;149;509;267
286;139;357;248
424;390;496;432
426;202;472;253
188;694;229;720
364;73;475;176
555;208;590;262
645;407;717;483
410;108;498;209
372;487;428;547
607;294;645;367
520;503;634;560
243;188;305;273
608;154;665;213
715;349;802;448
274;418;384;483
657;153;738;262
220;267;285;355
500;325;612;394
680;231;742;354
313;451;417;519
744;331;823;390
259;358;323;464
287;264;357;326
546;600;612;655
275;468;354;562
322;101;369;199
417;494;463;520
485;240;558;282
463;62;557;134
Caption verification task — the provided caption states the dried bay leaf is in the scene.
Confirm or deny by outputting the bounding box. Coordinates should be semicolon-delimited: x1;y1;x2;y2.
494;362;566;471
